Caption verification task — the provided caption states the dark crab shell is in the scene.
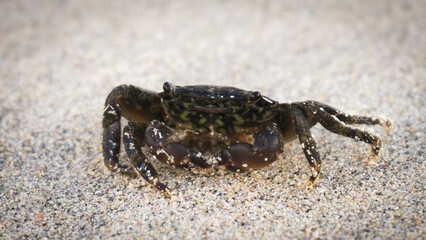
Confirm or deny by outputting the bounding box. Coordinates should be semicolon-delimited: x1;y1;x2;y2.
160;82;279;134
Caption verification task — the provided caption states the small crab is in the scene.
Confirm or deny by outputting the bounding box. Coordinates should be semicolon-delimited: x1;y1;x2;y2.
102;82;391;196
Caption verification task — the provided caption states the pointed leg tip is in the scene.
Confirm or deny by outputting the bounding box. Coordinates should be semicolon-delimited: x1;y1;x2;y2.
363;145;381;166
382;118;394;128
154;181;172;198
367;151;381;163
159;186;173;198
371;144;382;158
162;190;173;198
309;171;321;186
303;168;320;189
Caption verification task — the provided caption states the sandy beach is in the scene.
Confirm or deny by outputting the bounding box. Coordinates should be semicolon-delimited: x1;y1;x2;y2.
1;0;425;238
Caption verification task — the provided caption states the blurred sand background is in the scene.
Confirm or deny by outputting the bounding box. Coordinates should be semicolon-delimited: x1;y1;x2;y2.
1;0;425;239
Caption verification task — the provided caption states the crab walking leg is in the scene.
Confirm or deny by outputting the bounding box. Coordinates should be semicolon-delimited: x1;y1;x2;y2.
123;125;171;197
302;102;382;158
291;106;322;183
307;101;393;127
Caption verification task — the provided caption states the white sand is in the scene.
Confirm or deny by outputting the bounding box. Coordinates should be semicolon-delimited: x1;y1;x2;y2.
1;0;425;239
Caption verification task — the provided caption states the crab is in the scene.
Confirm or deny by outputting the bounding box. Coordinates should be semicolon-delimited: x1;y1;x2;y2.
102;82;391;196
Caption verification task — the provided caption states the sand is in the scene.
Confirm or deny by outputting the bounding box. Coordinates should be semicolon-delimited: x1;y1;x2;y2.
1;0;425;239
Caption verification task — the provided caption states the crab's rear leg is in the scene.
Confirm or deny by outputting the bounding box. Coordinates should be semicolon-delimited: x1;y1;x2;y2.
300;101;388;159
309;101;393;128
290;101;390;184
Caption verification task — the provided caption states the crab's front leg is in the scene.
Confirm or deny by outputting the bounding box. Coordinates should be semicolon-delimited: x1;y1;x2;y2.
102;85;164;180
102;96;137;176
218;123;284;172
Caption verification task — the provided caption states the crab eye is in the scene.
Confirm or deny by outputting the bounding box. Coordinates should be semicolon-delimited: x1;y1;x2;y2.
163;82;176;96
248;91;262;103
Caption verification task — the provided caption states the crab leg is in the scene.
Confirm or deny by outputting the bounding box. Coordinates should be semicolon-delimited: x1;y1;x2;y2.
285;101;390;184
123;124;171;197
289;101;392;184
300;101;384;158
306;101;392;127
291;106;322;183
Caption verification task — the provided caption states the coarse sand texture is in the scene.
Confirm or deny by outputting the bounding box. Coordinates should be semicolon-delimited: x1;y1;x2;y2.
1;1;425;239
